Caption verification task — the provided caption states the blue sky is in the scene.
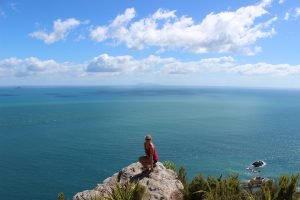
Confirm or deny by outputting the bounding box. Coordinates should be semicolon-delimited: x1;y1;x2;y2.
0;0;300;87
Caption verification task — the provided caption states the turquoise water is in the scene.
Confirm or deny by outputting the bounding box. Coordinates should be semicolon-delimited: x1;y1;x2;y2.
0;86;300;200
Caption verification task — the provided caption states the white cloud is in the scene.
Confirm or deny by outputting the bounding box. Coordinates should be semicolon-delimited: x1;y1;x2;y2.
111;8;136;27
84;54;234;74
152;8;176;20
0;57;83;77
86;54;175;73
2;54;300;79
90;1;276;55
0;57;22;68
295;7;300;17
231;63;300;75
86;54;134;73
171;58;300;76
23;57;60;72
30;18;81;44
0;57;60;76
85;54;300;76
284;12;290;20
90;8;135;42
278;0;285;4
90;26;108;42
284;8;300;20
160;56;235;74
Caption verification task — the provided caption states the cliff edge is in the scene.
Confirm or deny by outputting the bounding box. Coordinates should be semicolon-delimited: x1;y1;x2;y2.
73;162;184;200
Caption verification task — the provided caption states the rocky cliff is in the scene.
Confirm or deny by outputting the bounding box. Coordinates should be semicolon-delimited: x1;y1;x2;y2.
73;162;184;200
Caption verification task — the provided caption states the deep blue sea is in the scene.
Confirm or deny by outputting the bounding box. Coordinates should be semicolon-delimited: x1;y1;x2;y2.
0;86;300;200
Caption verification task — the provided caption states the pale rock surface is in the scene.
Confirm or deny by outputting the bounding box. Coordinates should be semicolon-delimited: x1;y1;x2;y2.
73;162;184;200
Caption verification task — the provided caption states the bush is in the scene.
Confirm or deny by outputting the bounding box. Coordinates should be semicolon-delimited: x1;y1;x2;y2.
177;166;189;199
163;160;176;172
188;173;208;200
185;174;300;200
57;192;64;200
259;174;300;200
204;175;247;200
105;181;147;200
178;166;188;187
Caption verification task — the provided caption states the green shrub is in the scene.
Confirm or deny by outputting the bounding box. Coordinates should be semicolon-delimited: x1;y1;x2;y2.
204;175;247;200
258;174;299;200
185;175;257;200
163;160;176;172
105;181;147;200
178;166;188;187
188;173;208;200
182;171;299;200
260;179;277;200
177;166;189;199
276;174;299;200
58;192;64;200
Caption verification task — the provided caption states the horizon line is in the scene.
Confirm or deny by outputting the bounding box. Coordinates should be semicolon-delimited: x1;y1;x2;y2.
1;84;300;91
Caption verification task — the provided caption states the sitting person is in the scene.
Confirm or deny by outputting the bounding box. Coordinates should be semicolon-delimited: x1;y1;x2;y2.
139;134;159;172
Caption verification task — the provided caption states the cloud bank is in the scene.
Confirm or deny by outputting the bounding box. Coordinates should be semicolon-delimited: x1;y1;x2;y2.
1;54;300;80
0;54;300;86
0;57;83;77
85;54;300;76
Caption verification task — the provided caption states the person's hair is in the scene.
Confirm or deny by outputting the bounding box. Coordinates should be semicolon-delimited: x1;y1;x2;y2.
145;134;152;140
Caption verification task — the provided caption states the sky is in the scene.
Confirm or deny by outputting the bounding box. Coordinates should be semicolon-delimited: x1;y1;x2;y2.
0;0;300;88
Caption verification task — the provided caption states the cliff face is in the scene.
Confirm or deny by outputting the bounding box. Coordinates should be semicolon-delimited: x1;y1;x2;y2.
73;162;184;200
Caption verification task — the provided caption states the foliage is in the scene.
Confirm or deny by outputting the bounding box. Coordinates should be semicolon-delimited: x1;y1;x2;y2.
163;160;177;172
188;173;208;200
178;166;188;186
105;181;147;200
187;174;246;200
174;169;300;200
204;175;249;200
58;192;65;200
178;166;190;199
258;174;300;200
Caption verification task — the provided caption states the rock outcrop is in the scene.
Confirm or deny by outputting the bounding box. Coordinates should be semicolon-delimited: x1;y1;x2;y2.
73;162;184;200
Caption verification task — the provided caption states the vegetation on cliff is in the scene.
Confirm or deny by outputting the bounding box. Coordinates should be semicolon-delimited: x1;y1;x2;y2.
61;161;300;200
163;160;300;200
105;182;147;200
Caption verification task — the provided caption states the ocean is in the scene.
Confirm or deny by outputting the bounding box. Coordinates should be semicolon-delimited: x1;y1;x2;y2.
0;86;299;200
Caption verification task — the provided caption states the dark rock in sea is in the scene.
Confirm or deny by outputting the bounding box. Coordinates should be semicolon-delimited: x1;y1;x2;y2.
248;176;268;187
252;160;265;168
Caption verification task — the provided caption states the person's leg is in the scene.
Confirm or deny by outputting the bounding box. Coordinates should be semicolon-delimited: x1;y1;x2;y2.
139;156;151;168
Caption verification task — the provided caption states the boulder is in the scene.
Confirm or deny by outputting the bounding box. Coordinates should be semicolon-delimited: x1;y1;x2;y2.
73;162;184;200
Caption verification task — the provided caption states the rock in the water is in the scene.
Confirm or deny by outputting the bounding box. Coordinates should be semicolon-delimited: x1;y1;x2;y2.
73;162;184;200
247;176;268;187
251;160;266;168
